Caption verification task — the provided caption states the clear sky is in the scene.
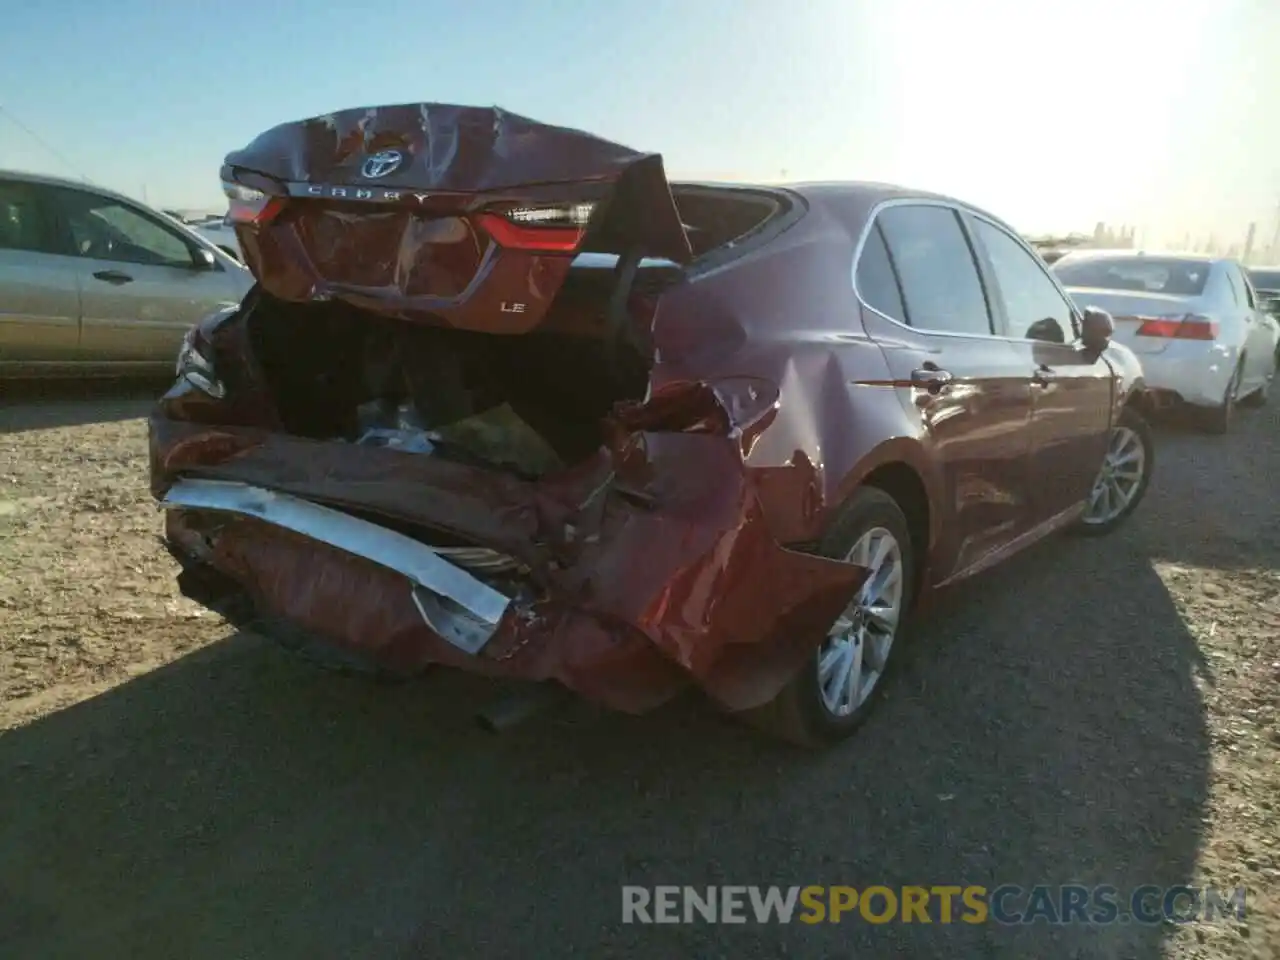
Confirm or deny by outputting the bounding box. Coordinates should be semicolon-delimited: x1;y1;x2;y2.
1;0;1277;243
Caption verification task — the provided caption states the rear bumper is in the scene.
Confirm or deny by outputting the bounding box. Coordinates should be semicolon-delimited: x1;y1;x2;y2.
1130;342;1238;409
150;415;867;714
163;480;512;655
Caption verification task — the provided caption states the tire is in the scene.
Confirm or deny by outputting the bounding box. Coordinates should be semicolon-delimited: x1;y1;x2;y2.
1239;361;1272;408
1073;406;1154;537
740;487;916;747
1201;362;1243;433
1239;382;1268;408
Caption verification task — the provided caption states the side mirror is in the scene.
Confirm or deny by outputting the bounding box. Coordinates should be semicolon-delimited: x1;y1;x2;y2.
1080;306;1114;352
191;247;217;270
1026;317;1067;344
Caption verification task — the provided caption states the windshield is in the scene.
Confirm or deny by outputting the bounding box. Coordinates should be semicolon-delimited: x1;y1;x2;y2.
1248;268;1280;291
1053;257;1211;296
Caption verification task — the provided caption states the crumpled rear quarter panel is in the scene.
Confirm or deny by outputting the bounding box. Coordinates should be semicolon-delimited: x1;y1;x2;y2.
153;414;866;714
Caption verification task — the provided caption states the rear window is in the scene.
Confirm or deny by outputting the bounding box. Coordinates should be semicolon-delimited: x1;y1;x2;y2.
669;186;785;259
1248;268;1280;291
1053;257;1210;296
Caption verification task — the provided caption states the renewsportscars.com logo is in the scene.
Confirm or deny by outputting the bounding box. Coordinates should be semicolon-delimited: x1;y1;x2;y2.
621;885;1248;925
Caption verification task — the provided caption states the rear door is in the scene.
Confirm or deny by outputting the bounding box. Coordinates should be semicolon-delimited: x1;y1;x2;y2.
52;187;244;362
858;203;1035;582
1230;263;1278;392
964;214;1112;526
1217;263;1263;390
0;179;81;363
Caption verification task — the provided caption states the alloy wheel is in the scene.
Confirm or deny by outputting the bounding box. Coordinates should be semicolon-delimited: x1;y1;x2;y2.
816;527;904;717
1082;426;1147;525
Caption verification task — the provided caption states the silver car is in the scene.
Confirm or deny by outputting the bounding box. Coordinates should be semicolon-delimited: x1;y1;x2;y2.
0;170;252;377
1054;250;1279;431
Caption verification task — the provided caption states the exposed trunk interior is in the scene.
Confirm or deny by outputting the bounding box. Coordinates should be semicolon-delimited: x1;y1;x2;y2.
240;185;787;480
244;261;670;479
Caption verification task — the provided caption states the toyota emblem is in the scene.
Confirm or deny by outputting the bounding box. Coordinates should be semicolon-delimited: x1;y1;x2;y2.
361;149;404;179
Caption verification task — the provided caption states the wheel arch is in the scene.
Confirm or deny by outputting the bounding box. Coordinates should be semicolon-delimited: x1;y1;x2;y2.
828;438;939;601
1120;375;1153;419
859;461;931;602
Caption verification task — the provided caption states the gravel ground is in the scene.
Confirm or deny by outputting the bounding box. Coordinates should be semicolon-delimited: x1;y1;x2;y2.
0;385;1276;960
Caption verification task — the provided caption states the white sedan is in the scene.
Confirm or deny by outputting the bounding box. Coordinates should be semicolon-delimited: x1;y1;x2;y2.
1054;250;1279;432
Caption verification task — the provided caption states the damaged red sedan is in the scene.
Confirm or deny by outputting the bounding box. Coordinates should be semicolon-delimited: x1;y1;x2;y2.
150;103;1154;745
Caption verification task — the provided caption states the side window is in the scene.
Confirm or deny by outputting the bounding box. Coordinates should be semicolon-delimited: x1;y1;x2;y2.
876;205;992;336
57;190;194;268
1223;266;1242;307
970;217;1075;343
854;222;907;324
0;181;61;255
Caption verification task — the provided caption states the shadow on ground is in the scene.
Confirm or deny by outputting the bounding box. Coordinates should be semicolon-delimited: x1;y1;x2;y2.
10;385;1268;958
0;527;1210;958
0;380;163;434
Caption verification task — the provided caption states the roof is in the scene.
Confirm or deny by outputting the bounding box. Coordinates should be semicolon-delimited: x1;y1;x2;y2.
675;179;979;211
1056;248;1222;265
780;180;1025;239
784;180;954;205
0;168;144;208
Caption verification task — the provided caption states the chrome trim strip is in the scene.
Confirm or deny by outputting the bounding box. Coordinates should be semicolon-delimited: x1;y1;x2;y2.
0;314;78;326
160;479;510;655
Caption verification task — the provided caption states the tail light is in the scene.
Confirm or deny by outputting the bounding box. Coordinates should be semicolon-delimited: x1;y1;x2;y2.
222;181;286;225
175;326;225;399
476;203;596;253
1132;314;1219;341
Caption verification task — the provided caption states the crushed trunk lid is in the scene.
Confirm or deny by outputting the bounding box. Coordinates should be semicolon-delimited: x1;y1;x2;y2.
220;102;692;331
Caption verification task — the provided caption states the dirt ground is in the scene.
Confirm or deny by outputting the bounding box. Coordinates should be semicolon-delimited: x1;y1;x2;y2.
0;385;1277;959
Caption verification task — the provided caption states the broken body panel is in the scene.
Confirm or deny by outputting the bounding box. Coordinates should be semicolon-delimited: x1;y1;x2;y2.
150;103;894;713
220;102;691;331
153;403;865;712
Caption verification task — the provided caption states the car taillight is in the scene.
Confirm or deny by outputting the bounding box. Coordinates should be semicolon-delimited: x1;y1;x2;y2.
222;181;285;225
1132;314;1219;340
476;203;596;253
175;326;225;399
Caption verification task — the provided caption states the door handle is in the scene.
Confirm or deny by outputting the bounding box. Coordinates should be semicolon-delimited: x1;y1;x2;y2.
92;269;133;285
911;364;954;393
1032;365;1056;386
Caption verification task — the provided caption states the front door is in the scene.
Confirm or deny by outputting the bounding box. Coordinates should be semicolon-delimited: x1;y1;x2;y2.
964;214;1112;524
53;186;241;362
858;204;1035;583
